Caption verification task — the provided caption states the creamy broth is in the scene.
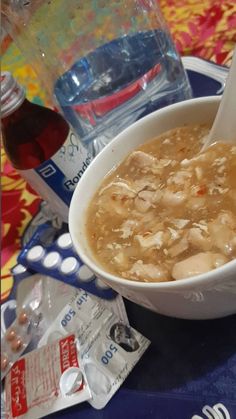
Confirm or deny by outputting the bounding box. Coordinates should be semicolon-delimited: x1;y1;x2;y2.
86;125;236;282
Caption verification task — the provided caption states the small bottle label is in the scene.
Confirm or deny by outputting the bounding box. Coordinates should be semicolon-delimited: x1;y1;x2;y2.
20;129;92;221
34;129;92;206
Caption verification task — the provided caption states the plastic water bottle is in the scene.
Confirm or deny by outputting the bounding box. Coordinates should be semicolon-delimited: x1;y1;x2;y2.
54;30;192;155
1;72;92;222
2;1;192;157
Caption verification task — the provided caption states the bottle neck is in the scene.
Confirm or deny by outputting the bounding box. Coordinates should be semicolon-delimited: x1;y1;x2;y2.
1;72;26;119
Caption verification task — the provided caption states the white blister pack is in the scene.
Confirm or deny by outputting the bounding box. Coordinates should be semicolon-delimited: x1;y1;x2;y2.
38;289;150;409
4;333;92;419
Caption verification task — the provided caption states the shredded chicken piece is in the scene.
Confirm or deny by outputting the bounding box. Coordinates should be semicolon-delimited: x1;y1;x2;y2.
134;189;163;213
172;252;228;280
162;190;187;206
124;260;169;282
208;220;235;255
126;151;156;169
181;152;211;166
97;180;136;216
213;157;227;166
138;190;156;202
134;196;151;213
192;222;208;233
168;227;180;241
167;170;192;186
99;181;136;197
113;252;128;267
133;178;157;192
188;228;211;251
172;219;190;229
168;236;189;257
119;220;137;239
135;231;164;249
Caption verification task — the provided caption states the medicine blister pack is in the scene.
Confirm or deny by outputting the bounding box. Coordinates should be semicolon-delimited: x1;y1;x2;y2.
4;334;92;419
39;288;151;409
2;276;149;417
1;293;42;381
17;223;117;300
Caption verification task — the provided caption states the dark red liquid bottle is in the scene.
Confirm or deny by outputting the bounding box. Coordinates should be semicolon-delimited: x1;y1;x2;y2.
2;96;69;170
1;72;91;222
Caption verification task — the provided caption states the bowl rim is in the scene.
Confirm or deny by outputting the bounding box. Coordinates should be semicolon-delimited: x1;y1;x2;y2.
69;95;236;290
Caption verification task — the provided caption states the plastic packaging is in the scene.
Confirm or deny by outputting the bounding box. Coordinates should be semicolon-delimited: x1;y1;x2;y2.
2;274;149;414
15;274;128;327
4;334;92;419
1;273;128;375
1;297;42;380
17;223;117;300
38;288;150;409
1;71;92;222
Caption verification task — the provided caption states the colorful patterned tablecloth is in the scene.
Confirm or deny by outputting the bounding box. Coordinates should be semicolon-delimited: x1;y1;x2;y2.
1;0;236;301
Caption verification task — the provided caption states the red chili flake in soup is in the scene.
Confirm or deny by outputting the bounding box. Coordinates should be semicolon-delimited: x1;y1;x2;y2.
197;185;207;195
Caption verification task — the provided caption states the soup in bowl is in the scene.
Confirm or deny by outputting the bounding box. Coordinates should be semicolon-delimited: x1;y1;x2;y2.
69;96;236;319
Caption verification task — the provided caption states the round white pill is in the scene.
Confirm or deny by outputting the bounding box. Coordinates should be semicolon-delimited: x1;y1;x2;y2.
26;245;45;262
43;251;61;269
59;367;83;396
57;233;72;249
78;265;94;282
12;264;27;274
95;278;110;289
60;257;79;275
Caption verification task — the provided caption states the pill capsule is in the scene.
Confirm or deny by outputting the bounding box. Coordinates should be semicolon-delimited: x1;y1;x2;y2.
57;233;72;250
43;251;61;269
60;257;79;275
6;328;17;342
1;354;9;371
78;265;94;282
26;245;44;262
18;309;29;325
11;336;23;352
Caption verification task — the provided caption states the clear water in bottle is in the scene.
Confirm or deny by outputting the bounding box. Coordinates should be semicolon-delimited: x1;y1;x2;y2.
54;30;192;156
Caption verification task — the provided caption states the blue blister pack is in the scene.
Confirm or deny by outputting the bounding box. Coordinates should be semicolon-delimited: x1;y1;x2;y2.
17;223;117;300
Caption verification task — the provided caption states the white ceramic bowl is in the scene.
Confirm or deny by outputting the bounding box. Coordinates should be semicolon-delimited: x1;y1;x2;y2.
69;96;236;320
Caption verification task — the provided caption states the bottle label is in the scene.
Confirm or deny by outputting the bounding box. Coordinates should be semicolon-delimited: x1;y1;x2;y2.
35;129;92;206
20;129;92;220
